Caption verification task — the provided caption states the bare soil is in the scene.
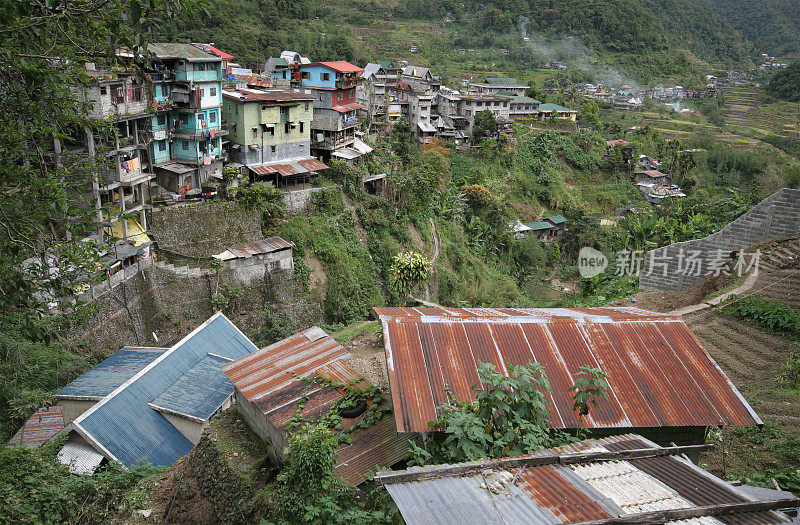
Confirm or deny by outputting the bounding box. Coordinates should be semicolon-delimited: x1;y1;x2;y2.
345;329;390;390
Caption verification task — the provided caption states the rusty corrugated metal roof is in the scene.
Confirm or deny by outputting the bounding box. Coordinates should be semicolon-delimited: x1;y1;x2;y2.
7;405;64;448
226;237;294;259
375;307;761;433
378;434;791;525
249;157;328;177
221;327;411;485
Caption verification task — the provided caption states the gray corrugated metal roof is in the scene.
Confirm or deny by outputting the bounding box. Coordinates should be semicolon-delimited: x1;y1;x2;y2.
147;42;221;62
57;441;105;475
379;434;791;525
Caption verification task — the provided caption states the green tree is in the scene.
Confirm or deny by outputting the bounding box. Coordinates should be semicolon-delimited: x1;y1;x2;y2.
472;109;498;142
391;118;416;166
235;181;286;220
388;251;431;304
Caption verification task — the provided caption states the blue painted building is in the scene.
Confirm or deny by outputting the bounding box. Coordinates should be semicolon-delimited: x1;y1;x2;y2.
55;313;258;473
146;43;228;193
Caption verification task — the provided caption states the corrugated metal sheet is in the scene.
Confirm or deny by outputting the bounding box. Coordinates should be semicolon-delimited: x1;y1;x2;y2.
221;328;412;485
55;347;166;400
226;237;294;259
249;157;328;177
7;406;63;448
375;307;760;433
380;434;791;525
57;441;105;475
71;313;258;468
149;354;234;421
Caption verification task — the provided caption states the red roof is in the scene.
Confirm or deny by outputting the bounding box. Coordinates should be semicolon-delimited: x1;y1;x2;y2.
394;82;412;91
7;405;63;448
226;237;294;258
374;307;761;433
308;61;364;73
606;139;628;148
221;328;411;485
191;43;234;60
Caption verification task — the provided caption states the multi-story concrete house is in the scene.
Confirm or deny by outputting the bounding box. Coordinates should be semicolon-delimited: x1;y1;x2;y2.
221;88;327;187
357;61;400;129
455;94;512;134
400;65;440;93
78;63;154;238
469;77;528;96
296;61;371;162
147;43;226;193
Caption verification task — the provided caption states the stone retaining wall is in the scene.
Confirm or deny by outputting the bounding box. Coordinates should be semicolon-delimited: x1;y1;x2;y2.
640;188;800;291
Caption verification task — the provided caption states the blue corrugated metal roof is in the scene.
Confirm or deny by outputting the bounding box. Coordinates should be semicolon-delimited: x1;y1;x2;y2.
150;354;234;421
55;347;167;399
73;313;258;468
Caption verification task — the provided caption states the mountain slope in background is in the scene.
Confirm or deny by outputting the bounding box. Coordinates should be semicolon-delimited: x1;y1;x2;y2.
767;60;800;102
157;0;755;85
698;0;800;57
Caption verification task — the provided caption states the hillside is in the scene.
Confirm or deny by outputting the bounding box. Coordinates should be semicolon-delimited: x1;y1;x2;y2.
156;0;754;85
698;0;800;57
768;60;800;102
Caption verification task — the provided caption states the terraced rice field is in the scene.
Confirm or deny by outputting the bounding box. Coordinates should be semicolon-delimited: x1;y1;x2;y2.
721;86;800;140
692;239;800;477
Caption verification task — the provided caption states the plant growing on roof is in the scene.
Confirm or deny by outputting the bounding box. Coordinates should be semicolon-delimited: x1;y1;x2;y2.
410;361;610;465
570;365;610;429
387;250;431;305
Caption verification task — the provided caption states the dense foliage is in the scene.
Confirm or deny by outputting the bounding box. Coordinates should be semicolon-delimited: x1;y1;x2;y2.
260;424;394;524
699;0;800;56
410;361;608;464
0;440;158;524
767;60;800;103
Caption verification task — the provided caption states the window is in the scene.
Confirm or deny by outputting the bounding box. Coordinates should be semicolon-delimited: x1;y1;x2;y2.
338;91;343;101
271;145;276;154
111;84;124;104
179;114;189;125
349;89;354;98
200;89;205;97
100;86;107;96
299;122;304;133
304;102;309;110
301;71;310;79
285;122;290;134
164;85;170;95
181;140;189;150
157;115;166;126
494;101;499;107
132;86;143;102
209;111;217;123
252;128;258;138
280;106;289;116
158;141;166;152
210;87;217;97
321;72;330;81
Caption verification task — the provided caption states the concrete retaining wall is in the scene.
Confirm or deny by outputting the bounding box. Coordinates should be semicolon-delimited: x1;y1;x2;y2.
282;187;324;213
150;201;261;256
640;188;800;291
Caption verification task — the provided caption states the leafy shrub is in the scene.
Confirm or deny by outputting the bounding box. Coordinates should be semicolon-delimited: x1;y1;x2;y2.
261;424;393;525
0;440;159;524
387;251;431;303
311;185;344;215
235;181;285;220
411;361;608;465
251;309;297;347
720;294;800;334
778;346;800;390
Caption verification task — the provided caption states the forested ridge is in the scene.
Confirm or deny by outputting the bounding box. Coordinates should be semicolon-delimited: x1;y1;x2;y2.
155;0;758;84
698;0;800;57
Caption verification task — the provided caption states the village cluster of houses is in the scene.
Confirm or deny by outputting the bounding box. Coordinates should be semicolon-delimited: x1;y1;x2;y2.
356;62;576;145
9;307;797;522
574;80;718;111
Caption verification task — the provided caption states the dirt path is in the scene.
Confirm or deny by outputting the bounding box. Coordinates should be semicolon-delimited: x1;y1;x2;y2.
429;217;440;264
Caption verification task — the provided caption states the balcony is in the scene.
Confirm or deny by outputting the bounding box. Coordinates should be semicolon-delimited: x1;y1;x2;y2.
171;128;228;140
